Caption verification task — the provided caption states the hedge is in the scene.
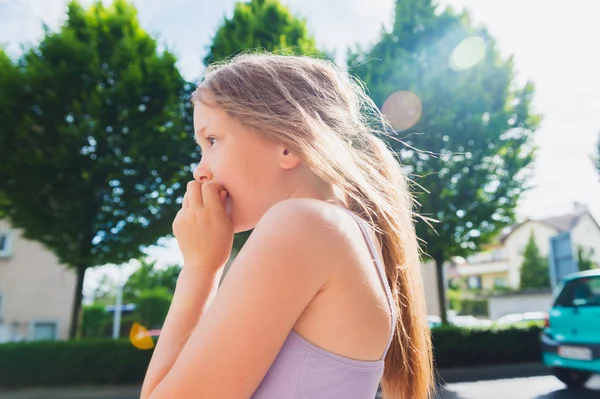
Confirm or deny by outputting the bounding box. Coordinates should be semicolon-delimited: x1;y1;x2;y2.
432;325;542;368
0;326;543;388
0;338;152;388
457;298;488;316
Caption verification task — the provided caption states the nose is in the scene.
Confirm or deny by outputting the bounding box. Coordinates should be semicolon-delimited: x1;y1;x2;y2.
193;161;213;182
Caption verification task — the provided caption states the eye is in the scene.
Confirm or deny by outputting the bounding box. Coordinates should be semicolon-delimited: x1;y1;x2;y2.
207;136;218;146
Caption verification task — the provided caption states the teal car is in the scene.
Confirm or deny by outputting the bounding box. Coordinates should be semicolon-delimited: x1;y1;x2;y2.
541;269;600;389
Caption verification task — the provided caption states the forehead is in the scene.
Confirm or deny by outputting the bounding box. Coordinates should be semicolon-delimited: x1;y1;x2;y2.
193;101;232;133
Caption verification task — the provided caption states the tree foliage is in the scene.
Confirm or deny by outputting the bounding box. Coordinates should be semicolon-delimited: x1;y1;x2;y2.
519;232;550;290
123;259;180;302
81;304;110;338
133;287;173;329
577;246;597;272
203;0;323;66
0;0;195;337
347;0;539;321
88;273;119;305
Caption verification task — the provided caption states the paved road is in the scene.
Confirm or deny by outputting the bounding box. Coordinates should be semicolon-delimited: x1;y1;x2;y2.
2;375;599;398
440;375;600;399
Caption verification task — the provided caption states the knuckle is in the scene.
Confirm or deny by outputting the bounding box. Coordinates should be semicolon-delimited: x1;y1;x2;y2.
201;181;213;193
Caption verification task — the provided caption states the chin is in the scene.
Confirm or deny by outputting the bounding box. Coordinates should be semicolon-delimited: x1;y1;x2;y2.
228;204;261;234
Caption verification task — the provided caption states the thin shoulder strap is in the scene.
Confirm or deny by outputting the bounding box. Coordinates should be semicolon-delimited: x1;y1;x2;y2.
342;208;397;359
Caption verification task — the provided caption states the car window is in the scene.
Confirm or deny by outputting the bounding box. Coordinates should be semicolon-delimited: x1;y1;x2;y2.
555;276;600;307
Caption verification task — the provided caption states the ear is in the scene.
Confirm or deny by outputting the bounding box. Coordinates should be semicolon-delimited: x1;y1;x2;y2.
279;147;301;170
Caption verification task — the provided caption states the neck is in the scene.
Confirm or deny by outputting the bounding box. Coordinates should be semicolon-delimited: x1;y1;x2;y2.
287;167;343;206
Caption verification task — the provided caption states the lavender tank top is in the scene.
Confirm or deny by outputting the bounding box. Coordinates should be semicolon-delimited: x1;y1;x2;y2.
251;210;396;399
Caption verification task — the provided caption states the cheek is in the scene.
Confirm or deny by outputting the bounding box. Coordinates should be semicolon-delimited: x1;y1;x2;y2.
223;159;279;231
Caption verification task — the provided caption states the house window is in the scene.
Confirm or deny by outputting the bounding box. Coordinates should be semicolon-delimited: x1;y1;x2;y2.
494;277;507;288
31;321;58;341
467;275;482;289
0;231;13;257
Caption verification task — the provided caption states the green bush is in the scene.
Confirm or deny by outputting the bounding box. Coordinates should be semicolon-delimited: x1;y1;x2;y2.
458;298;489;316
81;304;111;338
134;288;173;329
0;326;543;388
447;289;462;313
432;325;542;368
0;339;153;388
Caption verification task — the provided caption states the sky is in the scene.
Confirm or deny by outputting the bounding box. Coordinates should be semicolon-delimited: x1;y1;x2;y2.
1;0;599;292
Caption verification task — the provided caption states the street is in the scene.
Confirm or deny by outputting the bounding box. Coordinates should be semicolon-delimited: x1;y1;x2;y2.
440;375;600;399
1;375;599;399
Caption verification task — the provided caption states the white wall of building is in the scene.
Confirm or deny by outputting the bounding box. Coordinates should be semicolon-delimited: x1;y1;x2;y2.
0;221;76;341
488;292;554;320
571;212;600;266
422;260;441;317
503;221;558;288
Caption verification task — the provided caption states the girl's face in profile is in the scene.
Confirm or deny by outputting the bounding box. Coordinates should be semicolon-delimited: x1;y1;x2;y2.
192;100;299;233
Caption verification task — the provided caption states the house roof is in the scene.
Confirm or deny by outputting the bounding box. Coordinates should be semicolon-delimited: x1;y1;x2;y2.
539;213;584;232
499;208;595;243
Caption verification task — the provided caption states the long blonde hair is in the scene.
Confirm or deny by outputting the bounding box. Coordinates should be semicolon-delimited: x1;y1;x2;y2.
193;53;434;399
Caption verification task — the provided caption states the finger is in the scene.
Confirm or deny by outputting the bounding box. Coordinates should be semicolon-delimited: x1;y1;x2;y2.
219;189;228;209
182;192;190;209
201;182;222;211
187;181;204;208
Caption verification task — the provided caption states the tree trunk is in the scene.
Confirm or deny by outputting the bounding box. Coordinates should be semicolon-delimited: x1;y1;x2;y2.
69;264;87;339
434;256;449;325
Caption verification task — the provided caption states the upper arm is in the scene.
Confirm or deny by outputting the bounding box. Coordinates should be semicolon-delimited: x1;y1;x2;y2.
150;200;340;399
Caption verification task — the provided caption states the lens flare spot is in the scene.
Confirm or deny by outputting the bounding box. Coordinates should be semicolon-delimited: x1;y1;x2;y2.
130;322;155;350
450;36;486;71
381;91;422;131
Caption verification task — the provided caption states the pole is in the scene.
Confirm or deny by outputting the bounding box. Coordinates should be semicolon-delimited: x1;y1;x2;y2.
112;266;123;339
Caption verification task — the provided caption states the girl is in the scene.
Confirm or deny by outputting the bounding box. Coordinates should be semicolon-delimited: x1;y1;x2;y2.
140;53;434;399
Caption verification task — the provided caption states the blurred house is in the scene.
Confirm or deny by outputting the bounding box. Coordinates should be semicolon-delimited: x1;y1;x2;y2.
453;204;600;291
0;221;76;342
421;261;443;317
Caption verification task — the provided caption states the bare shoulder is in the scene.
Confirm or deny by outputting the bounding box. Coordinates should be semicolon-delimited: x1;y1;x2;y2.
242;198;353;272
252;199;349;246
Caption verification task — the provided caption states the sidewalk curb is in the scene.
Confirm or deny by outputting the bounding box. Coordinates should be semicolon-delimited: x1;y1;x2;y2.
437;362;549;384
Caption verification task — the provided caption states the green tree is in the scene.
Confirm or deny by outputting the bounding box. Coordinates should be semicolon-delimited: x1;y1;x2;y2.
123;259;181;302
347;0;539;323
577;246;596;272
89;273;119;306
0;0;196;338
81;304;111;338
519;232;550;290
204;0;323;66
204;0;325;253
133;287;173;329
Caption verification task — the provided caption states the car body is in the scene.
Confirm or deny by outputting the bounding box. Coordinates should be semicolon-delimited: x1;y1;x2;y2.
428;315;442;329
541;269;600;388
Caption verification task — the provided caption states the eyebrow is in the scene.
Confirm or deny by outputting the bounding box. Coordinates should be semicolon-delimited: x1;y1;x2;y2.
194;126;208;144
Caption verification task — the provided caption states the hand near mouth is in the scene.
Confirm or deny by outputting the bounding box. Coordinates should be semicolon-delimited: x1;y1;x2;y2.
173;181;234;272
